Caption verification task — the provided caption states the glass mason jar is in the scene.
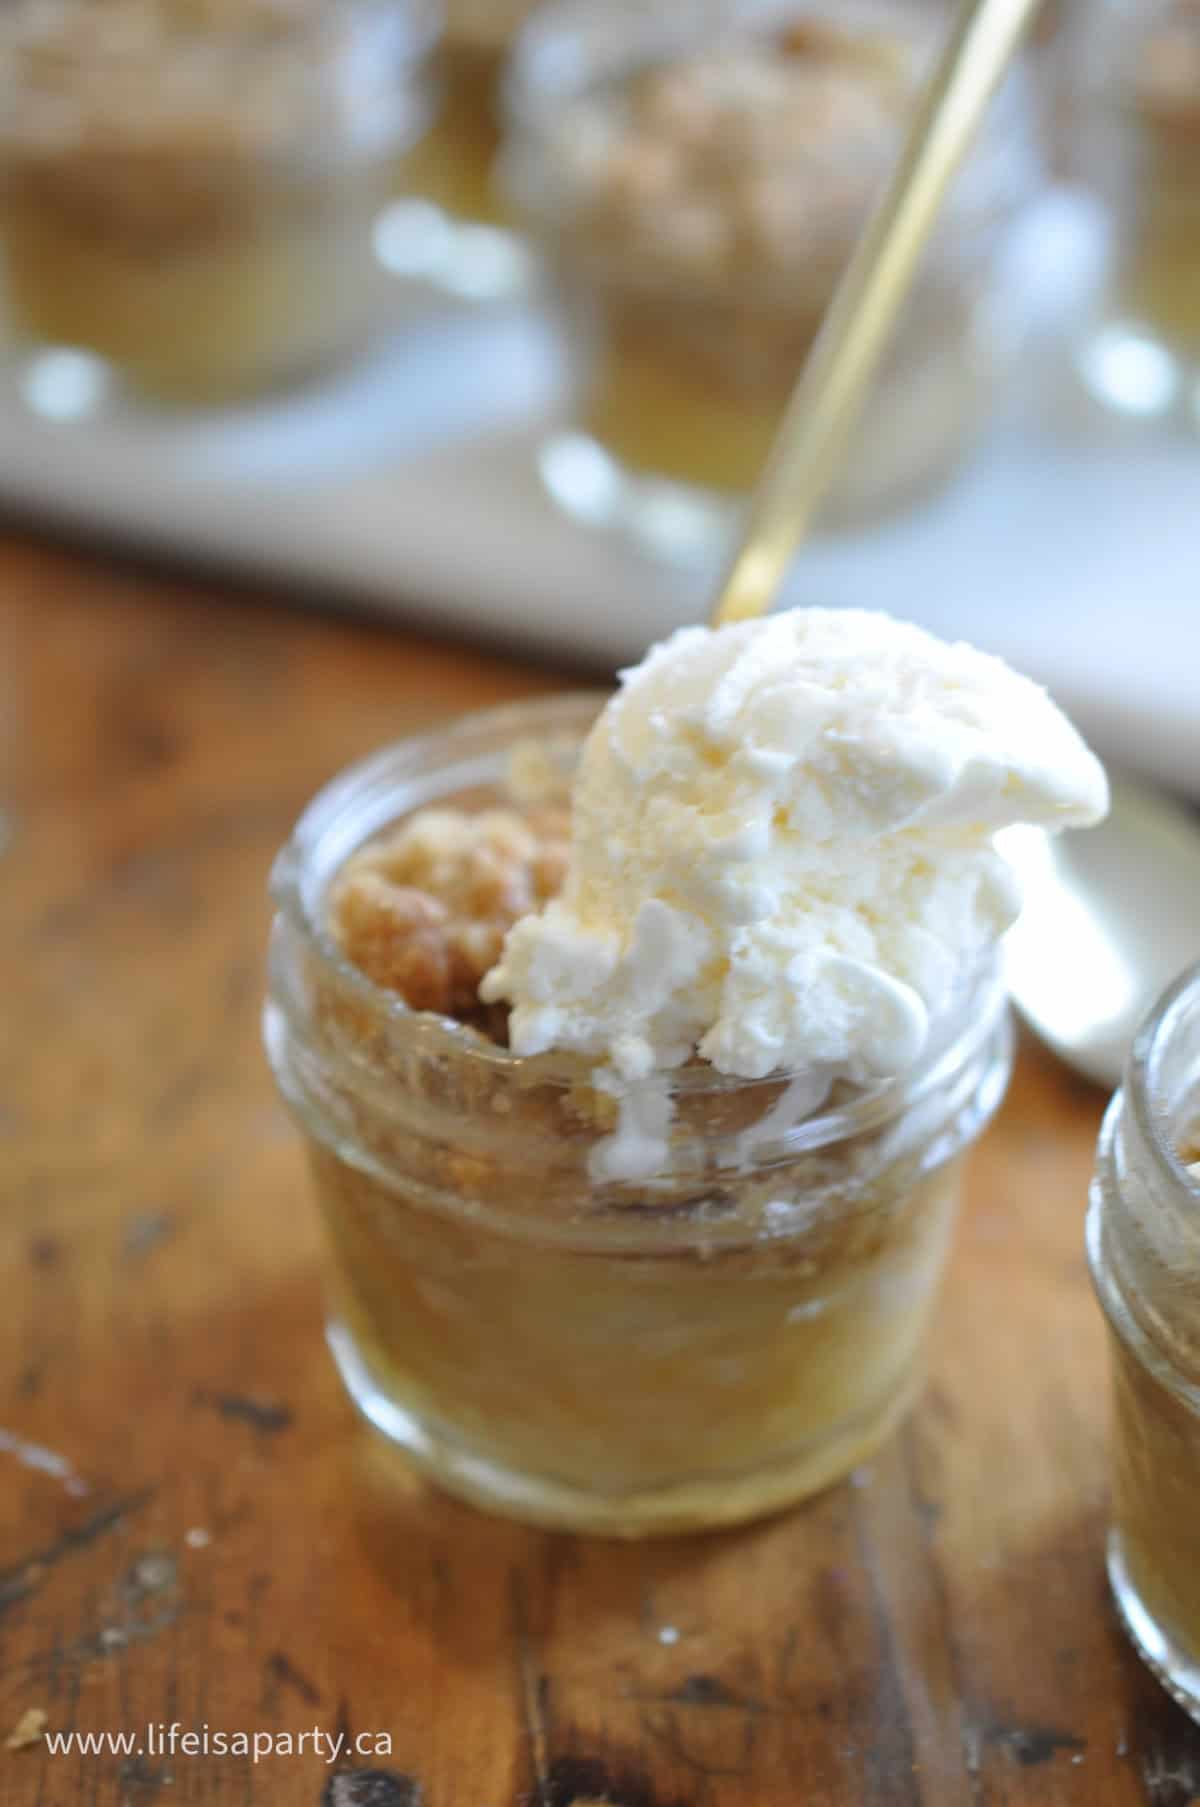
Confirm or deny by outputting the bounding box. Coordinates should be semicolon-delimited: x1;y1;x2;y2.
0;0;438;403
263;694;1014;1537
1088;961;1200;1721
503;0;1043;565
1072;0;1200;425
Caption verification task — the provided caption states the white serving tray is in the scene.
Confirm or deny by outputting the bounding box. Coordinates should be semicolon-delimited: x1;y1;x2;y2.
0;192;1196;793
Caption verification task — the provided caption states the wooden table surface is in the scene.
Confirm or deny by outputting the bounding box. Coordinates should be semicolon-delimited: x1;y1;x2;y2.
3;534;1198;1807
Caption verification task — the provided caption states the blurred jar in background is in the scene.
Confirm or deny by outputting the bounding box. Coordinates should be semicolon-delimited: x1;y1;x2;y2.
1089;963;1200;1722
1074;0;1200;426
0;0;437;403
506;0;1042;563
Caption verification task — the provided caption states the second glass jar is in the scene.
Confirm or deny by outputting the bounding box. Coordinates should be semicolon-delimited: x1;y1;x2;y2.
0;0;438;402
504;0;1043;561
1089;961;1200;1722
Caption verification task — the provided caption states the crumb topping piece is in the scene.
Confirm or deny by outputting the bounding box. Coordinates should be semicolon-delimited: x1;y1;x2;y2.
331;804;569;1028
0;0;408;156
1138;0;1200;119
555;17;925;289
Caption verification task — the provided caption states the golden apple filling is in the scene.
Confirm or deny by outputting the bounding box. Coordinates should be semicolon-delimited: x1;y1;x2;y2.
396;0;538;223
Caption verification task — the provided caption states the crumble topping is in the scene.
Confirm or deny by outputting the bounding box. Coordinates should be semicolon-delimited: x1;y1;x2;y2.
548;16;925;290
0;0;428;260
1137;0;1200;121
331;804;569;1032
0;0;411;156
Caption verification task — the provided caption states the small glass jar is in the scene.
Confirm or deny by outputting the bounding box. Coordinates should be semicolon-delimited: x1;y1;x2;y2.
0;0;437;403
504;0;1043;565
263;694;1014;1537
1088;961;1200;1721
1071;0;1200;425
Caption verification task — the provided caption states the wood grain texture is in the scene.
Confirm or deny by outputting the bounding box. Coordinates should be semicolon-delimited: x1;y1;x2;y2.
2;533;1198;1807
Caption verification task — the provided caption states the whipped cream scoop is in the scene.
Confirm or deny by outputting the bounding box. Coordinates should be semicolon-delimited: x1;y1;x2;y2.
482;608;1108;1086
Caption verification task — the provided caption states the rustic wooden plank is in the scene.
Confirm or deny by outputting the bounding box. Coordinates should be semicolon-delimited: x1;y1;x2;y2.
2;534;1198;1807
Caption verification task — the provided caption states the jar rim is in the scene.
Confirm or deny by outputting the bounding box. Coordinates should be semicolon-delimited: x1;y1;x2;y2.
506;0;946;122
1126;957;1200;1200
271;691;1010;1149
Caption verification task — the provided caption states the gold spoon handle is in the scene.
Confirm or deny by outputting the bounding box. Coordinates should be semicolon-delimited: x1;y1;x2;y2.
712;0;1042;628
